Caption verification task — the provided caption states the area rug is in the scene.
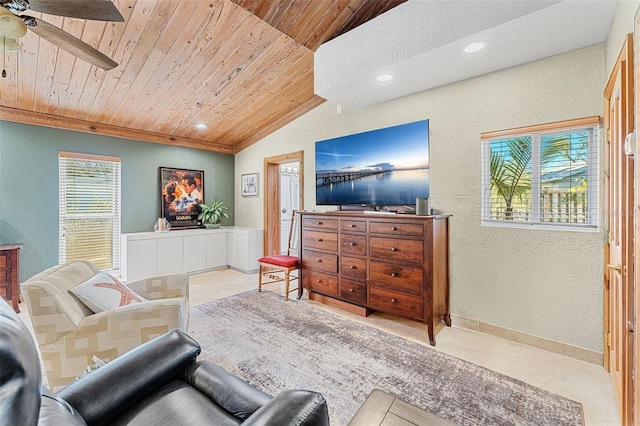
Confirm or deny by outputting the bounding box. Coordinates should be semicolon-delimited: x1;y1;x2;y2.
189;291;584;426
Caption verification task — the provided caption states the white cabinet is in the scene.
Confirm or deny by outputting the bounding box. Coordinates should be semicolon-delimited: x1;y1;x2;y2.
206;233;227;269
227;227;263;272
157;237;184;275
184;235;207;272
124;239;156;280
121;227;263;281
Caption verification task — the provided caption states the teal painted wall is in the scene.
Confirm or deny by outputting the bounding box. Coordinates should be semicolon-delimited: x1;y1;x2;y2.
0;121;234;280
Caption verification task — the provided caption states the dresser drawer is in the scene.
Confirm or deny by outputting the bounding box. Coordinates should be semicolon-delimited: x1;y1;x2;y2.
302;217;338;230
340;220;366;233
302;270;338;296
0;254;6;268
368;286;424;320
340;234;366;256
339;278;366;304
301;250;338;274
340;256;367;280
370;221;423;237
303;230;338;252
369;237;423;264
369;261;423;292
0;268;7;285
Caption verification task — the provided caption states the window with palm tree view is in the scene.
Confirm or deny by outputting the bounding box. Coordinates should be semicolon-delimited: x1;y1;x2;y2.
481;117;599;229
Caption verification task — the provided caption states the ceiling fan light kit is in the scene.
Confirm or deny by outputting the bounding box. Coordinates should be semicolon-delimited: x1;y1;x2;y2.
1;36;20;50
0;6;26;39
0;0;122;69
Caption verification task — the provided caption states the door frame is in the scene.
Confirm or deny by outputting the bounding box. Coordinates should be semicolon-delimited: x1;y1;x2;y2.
634;14;640;425
263;151;304;257
604;32;634;425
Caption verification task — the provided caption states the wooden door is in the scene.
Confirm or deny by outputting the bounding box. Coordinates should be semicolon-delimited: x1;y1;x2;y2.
634;15;640;425
604;33;634;425
280;162;300;254
263;151;304;257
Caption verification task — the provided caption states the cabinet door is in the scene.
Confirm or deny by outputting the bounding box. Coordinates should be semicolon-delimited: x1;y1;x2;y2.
206;233;228;269
157;237;184;275
235;233;250;271
227;232;238;269
127;240;157;281
184;235;207;272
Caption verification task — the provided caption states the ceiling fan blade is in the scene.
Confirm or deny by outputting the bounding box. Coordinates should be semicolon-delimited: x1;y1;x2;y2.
26;0;124;22
26;17;118;70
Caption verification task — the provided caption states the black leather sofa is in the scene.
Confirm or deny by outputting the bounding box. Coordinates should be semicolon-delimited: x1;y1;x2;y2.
0;297;330;425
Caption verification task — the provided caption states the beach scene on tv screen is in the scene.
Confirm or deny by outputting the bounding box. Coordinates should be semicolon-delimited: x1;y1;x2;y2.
316;120;430;206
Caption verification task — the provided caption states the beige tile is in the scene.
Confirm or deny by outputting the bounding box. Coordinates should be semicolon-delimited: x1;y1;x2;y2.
188;268;620;426
17;268;620;425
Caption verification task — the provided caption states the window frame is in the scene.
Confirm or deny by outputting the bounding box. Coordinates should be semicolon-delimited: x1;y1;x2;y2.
481;116;600;231
58;151;122;273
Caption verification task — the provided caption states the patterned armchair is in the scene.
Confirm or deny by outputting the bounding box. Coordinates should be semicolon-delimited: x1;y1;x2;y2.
21;261;189;390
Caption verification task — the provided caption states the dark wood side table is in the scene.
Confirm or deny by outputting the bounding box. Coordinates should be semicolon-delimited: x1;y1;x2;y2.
348;390;455;426
0;244;22;313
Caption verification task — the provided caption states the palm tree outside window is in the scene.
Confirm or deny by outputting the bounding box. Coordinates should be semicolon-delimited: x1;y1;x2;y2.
481;117;599;230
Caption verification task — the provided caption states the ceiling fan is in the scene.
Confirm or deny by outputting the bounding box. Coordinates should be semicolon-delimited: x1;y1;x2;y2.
0;0;123;70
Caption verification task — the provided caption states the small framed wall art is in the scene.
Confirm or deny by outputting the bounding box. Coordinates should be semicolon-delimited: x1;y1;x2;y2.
241;172;258;196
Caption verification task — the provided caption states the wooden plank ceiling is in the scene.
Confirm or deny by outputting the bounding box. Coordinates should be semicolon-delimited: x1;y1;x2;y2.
0;0;404;154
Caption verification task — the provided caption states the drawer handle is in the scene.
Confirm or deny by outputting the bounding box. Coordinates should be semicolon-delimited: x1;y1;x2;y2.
316;259;322;263
349;242;356;246
390;247;397;252
391;272;397;277
316;279;322;283
350;224;356;228
317;238;323;242
350;265;356;269
391;226;397;231
349;288;355;293
391;298;398;304
317;222;323;225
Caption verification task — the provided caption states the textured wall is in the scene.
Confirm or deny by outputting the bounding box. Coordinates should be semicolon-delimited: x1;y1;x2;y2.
605;0;639;74
0;122;234;280
236;44;606;352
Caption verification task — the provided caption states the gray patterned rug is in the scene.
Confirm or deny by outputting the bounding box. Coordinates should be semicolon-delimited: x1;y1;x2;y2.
189;291;584;426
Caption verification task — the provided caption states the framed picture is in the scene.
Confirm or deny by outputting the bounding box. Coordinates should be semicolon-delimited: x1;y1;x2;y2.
159;167;204;229
242;172;259;196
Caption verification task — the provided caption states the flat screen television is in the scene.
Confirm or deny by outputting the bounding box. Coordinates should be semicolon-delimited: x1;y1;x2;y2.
315;119;430;208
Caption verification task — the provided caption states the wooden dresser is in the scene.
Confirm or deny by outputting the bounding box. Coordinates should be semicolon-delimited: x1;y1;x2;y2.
299;212;450;345
0;244;22;313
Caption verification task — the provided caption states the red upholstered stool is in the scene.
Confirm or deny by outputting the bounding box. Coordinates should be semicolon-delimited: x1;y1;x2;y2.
258;211;299;300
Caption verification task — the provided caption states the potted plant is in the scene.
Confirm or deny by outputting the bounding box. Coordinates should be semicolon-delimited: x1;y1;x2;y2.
198;199;229;229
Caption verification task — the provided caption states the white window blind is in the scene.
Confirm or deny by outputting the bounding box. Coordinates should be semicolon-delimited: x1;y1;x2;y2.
481;116;599;230
59;152;121;272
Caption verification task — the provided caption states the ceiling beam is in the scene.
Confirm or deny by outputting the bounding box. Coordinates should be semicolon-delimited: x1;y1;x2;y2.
0;107;234;155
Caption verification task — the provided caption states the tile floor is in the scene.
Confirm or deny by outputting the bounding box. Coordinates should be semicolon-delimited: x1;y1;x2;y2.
190;268;620;426
17;267;620;425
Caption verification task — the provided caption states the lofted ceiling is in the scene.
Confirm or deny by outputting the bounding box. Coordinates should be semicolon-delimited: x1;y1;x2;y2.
0;0;404;154
315;0;617;110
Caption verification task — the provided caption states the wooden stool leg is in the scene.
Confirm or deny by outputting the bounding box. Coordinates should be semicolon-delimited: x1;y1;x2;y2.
258;265;263;292
284;270;290;301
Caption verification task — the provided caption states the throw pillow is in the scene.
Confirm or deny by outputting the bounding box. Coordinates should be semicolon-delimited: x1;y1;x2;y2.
70;272;147;313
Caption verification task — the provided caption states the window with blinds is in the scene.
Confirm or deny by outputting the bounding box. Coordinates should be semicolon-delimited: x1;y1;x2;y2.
59;152;121;272
481;116;599;230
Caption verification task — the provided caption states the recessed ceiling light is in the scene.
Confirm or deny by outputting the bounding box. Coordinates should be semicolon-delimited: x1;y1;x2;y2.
194;123;208;130
464;41;486;53
377;74;393;82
